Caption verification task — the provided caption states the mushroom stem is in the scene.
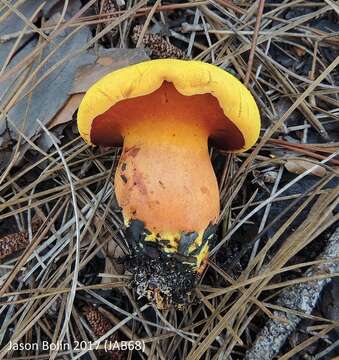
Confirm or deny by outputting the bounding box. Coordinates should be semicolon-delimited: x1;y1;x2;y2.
115;116;220;266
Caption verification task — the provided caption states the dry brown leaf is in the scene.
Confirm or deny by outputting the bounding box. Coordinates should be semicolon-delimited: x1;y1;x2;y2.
48;93;84;129
293;46;306;57
284;158;327;177
48;49;148;129
102;238;125;282
71;48;148;94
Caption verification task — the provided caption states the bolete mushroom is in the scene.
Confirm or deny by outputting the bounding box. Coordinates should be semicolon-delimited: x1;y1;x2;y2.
77;59;260;307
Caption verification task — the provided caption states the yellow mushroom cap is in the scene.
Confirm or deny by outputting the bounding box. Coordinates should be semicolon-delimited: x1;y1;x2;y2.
77;59;260;152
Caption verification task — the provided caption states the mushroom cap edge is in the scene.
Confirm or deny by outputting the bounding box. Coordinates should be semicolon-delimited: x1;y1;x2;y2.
77;59;260;152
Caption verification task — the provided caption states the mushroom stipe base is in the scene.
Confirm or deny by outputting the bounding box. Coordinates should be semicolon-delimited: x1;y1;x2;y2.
125;220;217;261
123;219;217;308
124;253;197;309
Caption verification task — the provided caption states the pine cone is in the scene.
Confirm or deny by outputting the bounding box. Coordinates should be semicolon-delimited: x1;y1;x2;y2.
97;0;118;40
83;306;125;360
131;25;186;59
100;0;117;15
0;232;28;260
0;218;42;260
83;306;113;337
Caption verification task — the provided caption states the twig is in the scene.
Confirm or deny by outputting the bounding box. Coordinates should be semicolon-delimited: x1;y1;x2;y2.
245;228;339;360
268;139;339;165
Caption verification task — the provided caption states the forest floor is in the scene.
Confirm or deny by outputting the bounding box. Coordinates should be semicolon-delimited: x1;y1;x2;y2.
0;1;338;359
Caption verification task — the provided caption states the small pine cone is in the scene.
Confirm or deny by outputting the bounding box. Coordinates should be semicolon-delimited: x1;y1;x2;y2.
83;306;125;360
83;306;113;337
0;231;29;260
98;0;118;39
131;25;186;59
0;217;43;260
32;217;43;232
100;0;117;15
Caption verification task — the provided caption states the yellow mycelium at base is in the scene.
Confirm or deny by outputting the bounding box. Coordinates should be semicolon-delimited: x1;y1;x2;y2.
124;218;210;271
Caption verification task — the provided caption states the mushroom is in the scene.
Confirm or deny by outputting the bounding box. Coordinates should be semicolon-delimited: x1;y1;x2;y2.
77;59;260;307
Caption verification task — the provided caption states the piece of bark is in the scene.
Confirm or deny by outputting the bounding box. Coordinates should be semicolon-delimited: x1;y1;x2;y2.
321;277;339;337
245;228;339;360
